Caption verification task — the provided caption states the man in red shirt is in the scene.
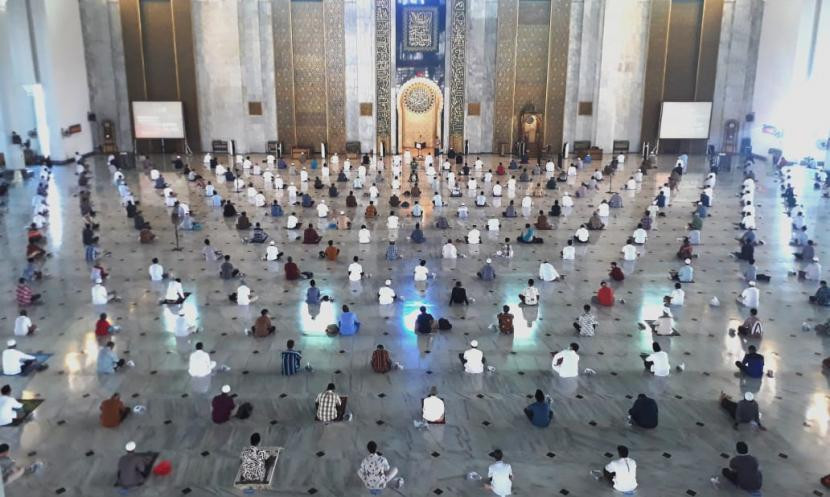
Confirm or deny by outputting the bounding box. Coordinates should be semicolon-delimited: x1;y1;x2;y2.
608;262;625;281
302;224;322;244
594;281;615;306
283;257;313;280
95;313;118;337
211;385;236;423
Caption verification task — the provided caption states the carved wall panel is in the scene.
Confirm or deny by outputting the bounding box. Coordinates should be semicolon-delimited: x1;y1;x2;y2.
402;7;438;52
324;0;346;152
543;0;570;151
448;0;466;150
291;1;327;150
493;0;518;150
375;0;392;148
273;0;296;147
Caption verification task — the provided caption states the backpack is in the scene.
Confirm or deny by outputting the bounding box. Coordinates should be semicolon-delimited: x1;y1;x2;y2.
438;318;452;330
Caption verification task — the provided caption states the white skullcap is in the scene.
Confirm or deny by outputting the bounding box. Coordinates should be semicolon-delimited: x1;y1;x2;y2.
749;280;756;286
125;441;136;452
270;240;275;245
221;385;231;394
95;278;103;284
385;280;391;285
6;340;15;347
470;340;479;347
744;392;754;401
684;259;691;264
486;258;492;263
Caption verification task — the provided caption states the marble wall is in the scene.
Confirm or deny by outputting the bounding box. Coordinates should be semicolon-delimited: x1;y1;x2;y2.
344;0;377;152
593;0;650;152
709;0;763;150
464;0;498;154
79;0;132;152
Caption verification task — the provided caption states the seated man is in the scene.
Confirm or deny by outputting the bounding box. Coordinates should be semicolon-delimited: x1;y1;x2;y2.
809;280;830;305
237;433;272;485
535;211;553;230
236;212;252;230
719;391;766;430
100;393;130;428
593;281;614;306
586;211;605;230
598;445;638;493
247;223;269;243
212;385;252;423
0;443;41;484
719;442;762;492
497;305;514;334
116;442;156;488
459;340;485;373
737;308;762;337
670;259;694;282
302;224;322;244
627;393;658;428
281;340;303;375
517;224;543;244
422;386;446;423
677;237;694;260
518;279;540;305
735;345;764;378
251;309;276;337
524;389;552;427
1;341;37;376
414;307;435;334
315;383;345;422
97;341;126;374
0;385;24;426
371;345;392;373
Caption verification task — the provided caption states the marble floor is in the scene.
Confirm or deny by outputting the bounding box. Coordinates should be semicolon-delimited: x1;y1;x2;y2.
0;152;828;497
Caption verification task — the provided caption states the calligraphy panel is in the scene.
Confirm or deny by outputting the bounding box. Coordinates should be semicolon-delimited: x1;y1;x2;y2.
402;7;438;53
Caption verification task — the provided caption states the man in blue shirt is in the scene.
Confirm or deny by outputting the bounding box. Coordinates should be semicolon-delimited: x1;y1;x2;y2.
281;340;302;376
735;345;764;378
337;305;360;336
627;394;658;428
523;389;552;427
670;259;694;282
414;307;435;334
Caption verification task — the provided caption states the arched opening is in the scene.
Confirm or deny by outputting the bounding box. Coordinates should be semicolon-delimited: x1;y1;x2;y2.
397;77;443;156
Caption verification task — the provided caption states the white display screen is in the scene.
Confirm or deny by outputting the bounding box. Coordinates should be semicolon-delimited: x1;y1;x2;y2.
659;102;713;139
132;101;185;139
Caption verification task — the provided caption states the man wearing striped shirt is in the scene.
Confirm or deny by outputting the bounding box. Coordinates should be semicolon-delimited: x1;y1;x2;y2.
281;340;302;376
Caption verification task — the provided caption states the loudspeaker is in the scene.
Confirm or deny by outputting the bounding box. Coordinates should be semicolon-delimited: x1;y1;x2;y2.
745;113;754;123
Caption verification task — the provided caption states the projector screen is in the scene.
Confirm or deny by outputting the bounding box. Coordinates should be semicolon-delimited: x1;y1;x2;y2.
132;101;185;139
659;102;713;139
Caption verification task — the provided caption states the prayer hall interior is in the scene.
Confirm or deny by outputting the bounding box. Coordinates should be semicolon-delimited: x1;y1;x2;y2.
1;0;830;495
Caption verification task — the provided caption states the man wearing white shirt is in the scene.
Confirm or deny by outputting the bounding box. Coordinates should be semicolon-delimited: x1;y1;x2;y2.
487;450;513;497
264;241;282;261
644;342;670;376
0;385;24;426
669;283;685;306
561;240;576;260
317;201;329;218
600;446;637;493
387;213;399;229
487;218;500;231
598;201;610;217
358;226;371;244
205;183;215;196
442;240;459;259
545;160;555;172
492;183;502;197
519;279;540;305
378;280;397;305
475;157;484;170
422;387;446;423
625;177;636;190
188;342;216;377
538;261;561;282
230;281;255;305
91;280;118;305
574;225;590;243
466;226;481;244
632;225;647;244
348;257;364;282
621;240;639;261
460;340;485;373
286;214;299;229
2;341;35;376
148;258;166;281
13;311;35;337
737;281;760;307
551;343;579;378
163;278;187;304
413;260;430;281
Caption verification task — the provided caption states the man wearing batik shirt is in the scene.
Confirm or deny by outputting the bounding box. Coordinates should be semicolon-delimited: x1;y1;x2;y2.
357;441;399;491
239;433;269;483
573;304;598;337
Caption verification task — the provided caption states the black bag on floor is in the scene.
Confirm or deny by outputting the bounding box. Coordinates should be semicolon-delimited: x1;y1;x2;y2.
438;318;452;330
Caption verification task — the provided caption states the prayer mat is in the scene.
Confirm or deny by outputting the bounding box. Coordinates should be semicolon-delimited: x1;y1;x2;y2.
6;398;44;427
234;447;282;490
